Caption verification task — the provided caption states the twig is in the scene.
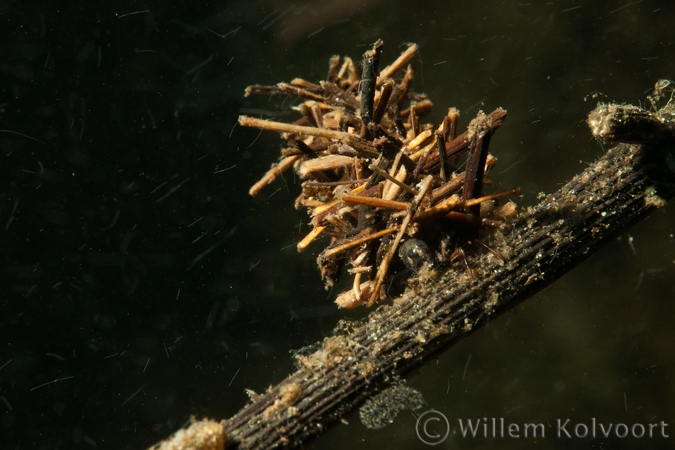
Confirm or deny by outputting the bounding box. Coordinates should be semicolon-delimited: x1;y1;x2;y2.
422;108;506;172
359;39;384;126
244;83;326;103
238;116;350;141
372;79;394;124
406;129;433;154
238;116;379;158
463;113;492;218
376;43;418;87
430;155;497;204
341;194;408;211
297;155;354;178
303;178;369;187
323;227;398;258
297;226;326;252
414;187;520;222
368;163;418;194
249;155;301;196
367;175;433;306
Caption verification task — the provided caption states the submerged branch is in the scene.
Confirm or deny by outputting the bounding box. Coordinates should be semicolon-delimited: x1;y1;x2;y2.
151;88;675;450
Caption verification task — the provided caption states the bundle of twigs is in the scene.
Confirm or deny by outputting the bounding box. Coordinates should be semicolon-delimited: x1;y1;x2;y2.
239;40;519;308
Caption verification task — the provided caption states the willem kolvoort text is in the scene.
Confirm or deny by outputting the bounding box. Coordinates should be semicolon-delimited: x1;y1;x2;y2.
457;417;669;439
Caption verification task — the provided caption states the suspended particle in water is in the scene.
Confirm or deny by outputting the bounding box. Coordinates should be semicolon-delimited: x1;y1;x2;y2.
359;384;424;430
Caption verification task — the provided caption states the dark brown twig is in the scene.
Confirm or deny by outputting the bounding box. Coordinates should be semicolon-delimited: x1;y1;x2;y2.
359;39;384;127
422;108;506;172
372;79;394;124
463;113;492;217
435;130;448;182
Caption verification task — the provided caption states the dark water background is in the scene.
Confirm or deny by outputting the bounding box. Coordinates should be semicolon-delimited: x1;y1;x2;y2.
1;1;674;449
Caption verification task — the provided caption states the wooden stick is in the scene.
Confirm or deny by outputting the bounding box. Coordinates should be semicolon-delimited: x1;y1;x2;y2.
303;179;370;187
368;163;417;195
383;165;407;201
444;107;460;141
326;55;340;83
311;184;366;216
425;188;521;226
409;138;436;163
336;57;358;83
244;82;326;102
297;155;353;178
297;226;326;251
323;227;398;258
249;155;302;196
461;186;521;208
359;40;384;125
429;156;497;204
377;43;418;87
411;140;433;179
395;64;415;108
372;80;394;124
406;103;419;138
422;108;507;172
341;194;408;211
367;175;433;306
463;113;492;217
435;130;448;182
412;194;462;221
406;129;433;153
381;149;403;199
238;116;379;158
239;116;353;140
334;279;374;310
300;198;327;208
430;173;464;204
290;78;321;91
